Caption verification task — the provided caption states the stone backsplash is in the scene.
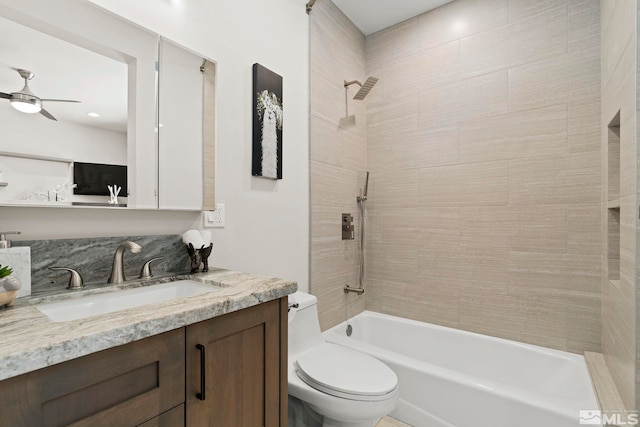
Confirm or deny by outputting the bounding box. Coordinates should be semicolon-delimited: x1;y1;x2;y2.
14;235;192;294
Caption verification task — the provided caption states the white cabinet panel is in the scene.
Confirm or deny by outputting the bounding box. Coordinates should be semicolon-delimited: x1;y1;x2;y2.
158;38;203;211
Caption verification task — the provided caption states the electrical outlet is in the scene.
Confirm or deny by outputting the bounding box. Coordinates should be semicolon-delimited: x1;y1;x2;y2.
203;203;225;228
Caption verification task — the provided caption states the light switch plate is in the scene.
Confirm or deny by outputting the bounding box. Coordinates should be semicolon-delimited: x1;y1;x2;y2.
203;203;225;228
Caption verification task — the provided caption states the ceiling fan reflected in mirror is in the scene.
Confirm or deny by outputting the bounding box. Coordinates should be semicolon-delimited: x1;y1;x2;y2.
0;68;80;121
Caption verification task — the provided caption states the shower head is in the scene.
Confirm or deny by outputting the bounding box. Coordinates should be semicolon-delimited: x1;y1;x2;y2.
344;77;379;100
306;0;317;14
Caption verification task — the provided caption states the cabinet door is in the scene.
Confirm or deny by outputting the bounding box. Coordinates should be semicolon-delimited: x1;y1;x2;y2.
0;328;185;427
157;38;204;210
186;298;287;427
137;404;185;427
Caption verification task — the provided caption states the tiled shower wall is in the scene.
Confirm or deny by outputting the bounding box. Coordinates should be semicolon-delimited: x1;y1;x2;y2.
362;0;602;353
600;0;638;411
310;0;367;330
311;0;603;353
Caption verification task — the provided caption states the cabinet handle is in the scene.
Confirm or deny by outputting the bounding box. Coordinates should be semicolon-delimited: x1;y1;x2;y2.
196;344;206;401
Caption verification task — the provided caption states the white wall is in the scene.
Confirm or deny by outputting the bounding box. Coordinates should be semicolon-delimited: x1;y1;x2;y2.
0;108;127;203
0;0;310;290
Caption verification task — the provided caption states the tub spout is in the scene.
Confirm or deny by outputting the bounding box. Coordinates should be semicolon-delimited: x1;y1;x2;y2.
344;285;364;295
108;241;142;284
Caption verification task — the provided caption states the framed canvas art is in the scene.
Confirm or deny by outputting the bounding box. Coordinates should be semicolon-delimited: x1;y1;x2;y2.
252;63;283;179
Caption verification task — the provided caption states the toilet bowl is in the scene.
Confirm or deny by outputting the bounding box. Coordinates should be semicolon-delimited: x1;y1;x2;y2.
288;291;399;427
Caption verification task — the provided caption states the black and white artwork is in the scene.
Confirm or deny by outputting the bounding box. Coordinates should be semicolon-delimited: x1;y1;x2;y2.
252;63;283;179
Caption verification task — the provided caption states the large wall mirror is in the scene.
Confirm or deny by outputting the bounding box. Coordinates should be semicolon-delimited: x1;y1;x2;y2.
0;0;214;211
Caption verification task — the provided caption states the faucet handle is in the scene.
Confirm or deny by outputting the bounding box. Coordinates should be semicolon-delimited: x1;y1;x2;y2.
139;257;164;279
49;267;84;290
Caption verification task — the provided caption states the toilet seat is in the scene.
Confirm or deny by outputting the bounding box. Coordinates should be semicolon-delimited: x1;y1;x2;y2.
294;343;397;402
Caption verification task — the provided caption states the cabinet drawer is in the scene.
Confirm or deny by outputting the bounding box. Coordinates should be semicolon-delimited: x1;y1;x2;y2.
0;328;185;427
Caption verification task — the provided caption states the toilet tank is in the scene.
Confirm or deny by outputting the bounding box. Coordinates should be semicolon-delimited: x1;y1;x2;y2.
288;291;325;358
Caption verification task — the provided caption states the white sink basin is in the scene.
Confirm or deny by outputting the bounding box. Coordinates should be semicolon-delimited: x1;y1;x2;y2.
36;280;217;322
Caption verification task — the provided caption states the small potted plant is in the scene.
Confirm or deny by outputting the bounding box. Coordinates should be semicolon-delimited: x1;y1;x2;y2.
0;264;21;308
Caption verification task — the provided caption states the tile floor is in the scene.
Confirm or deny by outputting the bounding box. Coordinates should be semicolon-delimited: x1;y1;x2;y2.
376;416;412;427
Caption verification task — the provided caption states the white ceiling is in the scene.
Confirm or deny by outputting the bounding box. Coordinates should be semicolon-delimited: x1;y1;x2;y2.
0;15;127;133
331;0;454;35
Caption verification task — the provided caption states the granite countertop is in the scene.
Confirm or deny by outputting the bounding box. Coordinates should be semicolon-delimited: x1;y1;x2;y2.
0;268;297;382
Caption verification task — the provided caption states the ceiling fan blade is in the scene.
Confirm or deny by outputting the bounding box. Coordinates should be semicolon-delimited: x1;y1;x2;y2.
40;99;81;103
0;92;11;99
39;108;57;121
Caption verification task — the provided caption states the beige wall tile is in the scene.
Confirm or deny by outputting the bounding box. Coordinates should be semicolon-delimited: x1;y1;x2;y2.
619;196;635;297
602;278;636;410
460;105;567;163
620;113;636;197
566;292;601;351
458;237;509;293
384;41;460;99
508;0;567;22
367;168;419;209
568;99;601;153
417;229;461;282
312;204;356;243
366;208;383;245
363;277;384;313
461;5;567;78
601;0;635;88
368;242;419;286
508;251;601;294
312;239;361;330
459;291;567;349
568;0;600;54
419;161;509;207
367;95;419;138
419;71;508;129
508;151;600;205
380;208;437;246
382;279;460;328
568;204;601;255
508;51;600;112
417;0;509;50
311;114;367;172
367;18;420;70
602;40;635;127
311;161;359;207
368;126;459;171
507;205;568;254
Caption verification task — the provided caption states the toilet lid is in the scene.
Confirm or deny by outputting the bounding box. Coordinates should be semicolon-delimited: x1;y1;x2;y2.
294;343;397;401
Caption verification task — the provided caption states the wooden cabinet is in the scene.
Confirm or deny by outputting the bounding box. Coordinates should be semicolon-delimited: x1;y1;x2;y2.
138;404;185;427
185;298;287;427
0;298;288;427
0;328;185;427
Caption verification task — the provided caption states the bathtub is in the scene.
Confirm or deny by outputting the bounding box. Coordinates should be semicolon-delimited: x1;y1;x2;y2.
324;311;600;427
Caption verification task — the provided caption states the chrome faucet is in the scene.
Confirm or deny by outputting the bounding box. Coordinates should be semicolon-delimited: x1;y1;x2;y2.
107;241;142;284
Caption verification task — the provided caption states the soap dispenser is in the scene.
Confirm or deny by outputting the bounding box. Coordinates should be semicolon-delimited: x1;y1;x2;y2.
0;231;20;249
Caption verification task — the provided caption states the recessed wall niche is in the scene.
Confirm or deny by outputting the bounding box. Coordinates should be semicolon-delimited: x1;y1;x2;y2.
607;111;620;286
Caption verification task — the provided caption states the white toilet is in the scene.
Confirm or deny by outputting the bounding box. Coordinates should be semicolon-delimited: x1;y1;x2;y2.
288;291;399;427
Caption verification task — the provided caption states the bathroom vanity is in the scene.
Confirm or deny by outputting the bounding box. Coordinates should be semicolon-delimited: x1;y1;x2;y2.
0;269;295;426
